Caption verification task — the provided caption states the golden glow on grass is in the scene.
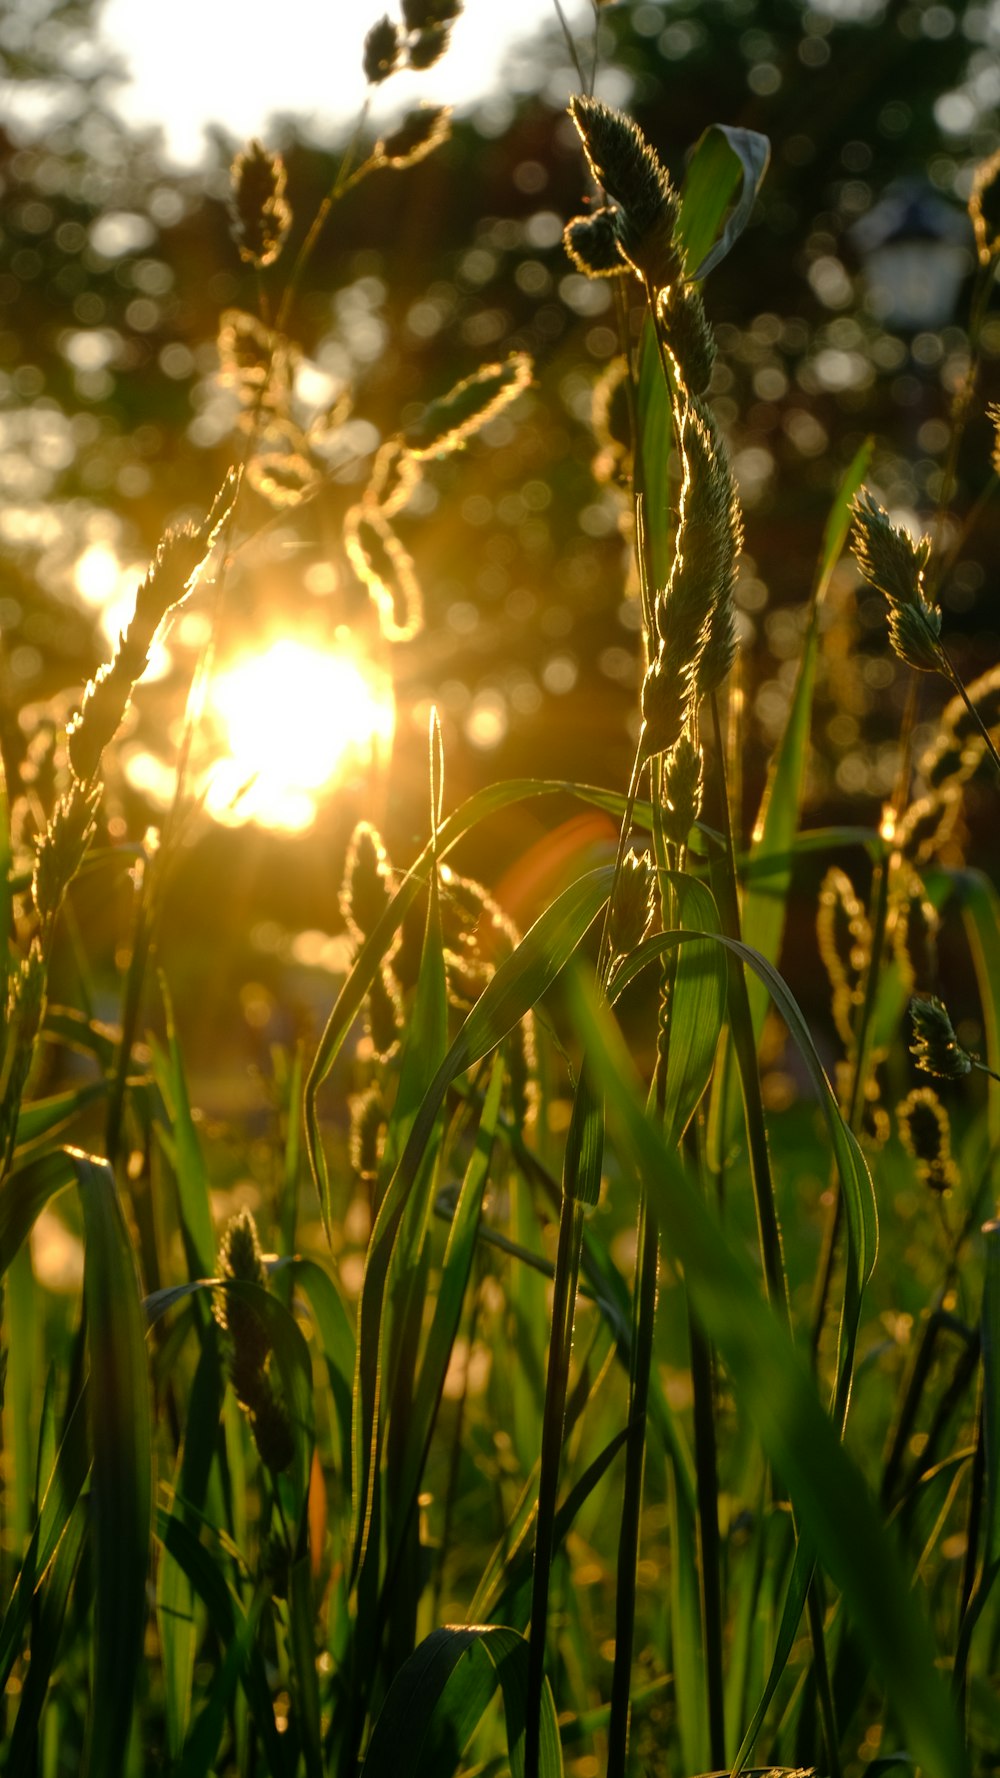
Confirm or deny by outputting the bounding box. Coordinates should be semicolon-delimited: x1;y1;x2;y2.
204;638;394;831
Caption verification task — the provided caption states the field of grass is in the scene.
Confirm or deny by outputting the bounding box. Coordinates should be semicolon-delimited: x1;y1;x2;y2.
2;5;1000;1776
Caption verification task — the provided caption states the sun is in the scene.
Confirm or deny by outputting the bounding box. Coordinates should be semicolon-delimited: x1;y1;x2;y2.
203;638;395;831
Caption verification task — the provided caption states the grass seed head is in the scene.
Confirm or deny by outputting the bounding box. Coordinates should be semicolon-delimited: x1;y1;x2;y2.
363;15;402;84
970;147;1000;265
367;964;402;1061
662;733;704;848
349;1084;387;1181
215;1209;272;1379
568;96;683;290
563;208;627;279
609;848;655;957
407;22;453;69
892;870;939;991
341;821;396;944
250;1385;295;1474
851;489;943;674
909;994;973;1080
641;648;690;761
229;140;292;269
402;353;533;459
888;600;943;674
817;866;870;1048
402;0;461;23
344;505;423;640
657;283;716;397
375;104;452;169
897;785;961;865
897;1086;959;1193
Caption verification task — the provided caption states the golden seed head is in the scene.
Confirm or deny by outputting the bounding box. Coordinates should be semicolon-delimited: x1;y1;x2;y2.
363;15;402;84
662;733;704;849
349;1085;387;1181
229;139;292;269
341;820;396;943
563;208;626;279
402;352;533;459
375;104;452;169
568;96;684;290
657;283;716;398
969;148;1000;266
609;848;656;958
897;1087;959;1194
909;994;973;1080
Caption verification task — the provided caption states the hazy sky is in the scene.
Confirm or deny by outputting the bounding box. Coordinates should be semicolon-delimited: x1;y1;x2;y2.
99;0;591;164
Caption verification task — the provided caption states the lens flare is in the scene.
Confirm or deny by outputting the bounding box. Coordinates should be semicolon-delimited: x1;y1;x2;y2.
205;639;394;831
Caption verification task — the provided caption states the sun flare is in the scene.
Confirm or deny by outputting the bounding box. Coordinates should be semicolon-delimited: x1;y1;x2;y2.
204;639;394;832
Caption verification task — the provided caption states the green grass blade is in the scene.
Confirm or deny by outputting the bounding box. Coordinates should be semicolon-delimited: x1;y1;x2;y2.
304;781;616;1236
289;1552;324;1778
76;1151;153;1778
6;1494;87;1771
677;123;771;280
350;865;613;1583
570;978;968;1778
272;1256;355;1491
174;1581;270;1778
385;1050;504;1590
0;1382;89;1692
152;976;216;1280
157;1337;225;1758
740;439;873;1052
615;871;726;1150
156;1507;289;1777
637;318;675;589
13;1080;107;1156
0;1147;80;1278
6;1243;37;1547
954;868;1000;1150
360;1625;562;1778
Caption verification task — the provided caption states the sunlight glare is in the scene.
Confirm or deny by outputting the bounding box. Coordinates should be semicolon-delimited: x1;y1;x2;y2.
205;639;394;832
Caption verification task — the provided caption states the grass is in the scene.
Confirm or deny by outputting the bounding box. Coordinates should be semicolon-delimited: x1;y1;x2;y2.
2;5;1000;1776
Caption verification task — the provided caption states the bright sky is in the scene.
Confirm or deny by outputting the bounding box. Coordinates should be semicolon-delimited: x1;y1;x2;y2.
99;0;591;166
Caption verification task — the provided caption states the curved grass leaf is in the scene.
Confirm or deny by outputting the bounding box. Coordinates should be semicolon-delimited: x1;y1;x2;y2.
271;1255;355;1490
304;776;621;1237
360;1624;562;1778
0;1383;89;1692
677;124;771;282
569;980;967;1778
0;1147;80;1279
351;864;613;1581
740;438;873;1053
13;1079;106;1155
76;1150;152;1778
155;1507;289;1777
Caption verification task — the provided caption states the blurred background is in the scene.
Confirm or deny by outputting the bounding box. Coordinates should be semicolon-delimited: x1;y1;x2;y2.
3;0;1000;1113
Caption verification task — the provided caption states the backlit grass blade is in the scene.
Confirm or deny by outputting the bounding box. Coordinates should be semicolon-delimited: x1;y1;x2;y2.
0;1383;89;1692
637;319;675;590
6;1244;37;1547
385;1051;504;1592
954;868;1000;1150
569;979;967;1778
304;781;617;1237
152;977;216;1279
272;1256;355;1491
677;123;771;281
173;1580;270;1778
609;924;877;1423
0;1147;81;1277
609;871;726;1150
740;439;873;1052
5;1494;87;1771
77;1150;152;1778
360;1624;562;1778
157;1338;225;1759
350;865;613;1584
156;1507;289;1777
953;1219;1000;1686
289;1553;324;1778
12;1080;106;1157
